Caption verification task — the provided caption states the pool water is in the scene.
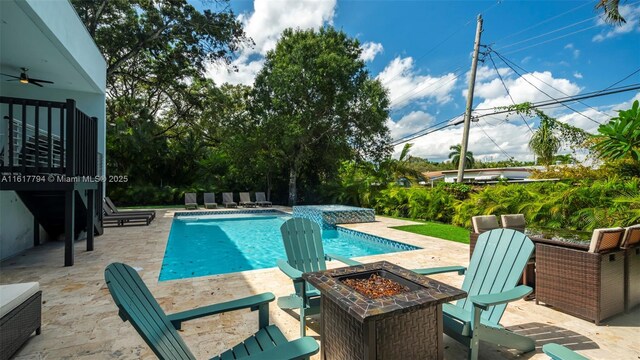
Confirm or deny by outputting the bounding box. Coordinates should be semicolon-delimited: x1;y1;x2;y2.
159;213;416;281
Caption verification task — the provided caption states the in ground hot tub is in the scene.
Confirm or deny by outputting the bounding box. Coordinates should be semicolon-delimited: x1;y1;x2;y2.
292;205;375;229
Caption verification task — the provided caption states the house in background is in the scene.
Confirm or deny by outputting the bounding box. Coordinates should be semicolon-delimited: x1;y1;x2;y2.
441;167;547;184
0;0;106;266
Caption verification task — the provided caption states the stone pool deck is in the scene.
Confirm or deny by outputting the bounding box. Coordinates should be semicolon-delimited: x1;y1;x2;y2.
0;207;637;359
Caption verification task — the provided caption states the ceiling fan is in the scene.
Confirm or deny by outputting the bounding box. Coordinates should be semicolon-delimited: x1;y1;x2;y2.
0;68;54;87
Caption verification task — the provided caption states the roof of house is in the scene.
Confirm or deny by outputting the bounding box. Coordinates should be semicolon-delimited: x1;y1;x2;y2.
421;171;445;179
441;167;541;174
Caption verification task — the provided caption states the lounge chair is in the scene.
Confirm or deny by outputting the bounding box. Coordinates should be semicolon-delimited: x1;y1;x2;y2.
542;343;589;360
203;193;217;209
222;192;237;208
501;214;525;232
239;192;256;207
277;218;361;336
184;193;198;210
103;204;152;226
104;263;319;360
255;192;272;207
414;229;535;360
105;197;155;220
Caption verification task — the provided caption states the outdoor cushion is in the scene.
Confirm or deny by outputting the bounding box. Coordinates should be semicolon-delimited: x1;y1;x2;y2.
471;215;499;233
621;224;640;248
501;214;526;231
0;282;40;318
588;227;624;253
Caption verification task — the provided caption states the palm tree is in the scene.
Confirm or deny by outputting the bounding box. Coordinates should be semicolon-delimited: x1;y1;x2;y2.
529;118;560;166
381;143;423;185
448;144;475;169
596;0;626;25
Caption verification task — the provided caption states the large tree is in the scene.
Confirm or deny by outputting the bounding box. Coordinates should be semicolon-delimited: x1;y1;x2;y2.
251;27;391;205
71;0;247;184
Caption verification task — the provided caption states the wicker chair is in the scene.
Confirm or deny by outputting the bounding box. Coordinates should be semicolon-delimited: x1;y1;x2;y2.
501;214;526;232
622;224;640;312
469;215;500;256
535;227;626;324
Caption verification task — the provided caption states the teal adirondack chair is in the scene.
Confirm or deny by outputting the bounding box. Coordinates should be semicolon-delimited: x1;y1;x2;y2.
543;344;590;360
277;218;362;336
414;228;535;360
105;262;319;360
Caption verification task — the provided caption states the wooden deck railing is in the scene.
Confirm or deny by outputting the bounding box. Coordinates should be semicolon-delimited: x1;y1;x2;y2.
0;96;98;177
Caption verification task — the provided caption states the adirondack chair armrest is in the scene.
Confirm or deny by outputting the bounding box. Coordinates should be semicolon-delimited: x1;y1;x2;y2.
325;253;362;266
470;285;533;311
542;343;589;360
413;265;466;276
277;259;303;280
242;337;320;360
167;292;275;330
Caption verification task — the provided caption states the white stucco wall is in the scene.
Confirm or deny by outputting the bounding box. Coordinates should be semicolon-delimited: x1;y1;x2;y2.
0;0;106;261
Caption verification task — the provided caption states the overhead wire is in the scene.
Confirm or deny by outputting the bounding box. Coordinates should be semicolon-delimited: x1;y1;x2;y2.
492;50;602;124
486;51;535;134
501;24;601;56
496;16;597;51
477;120;513;160
491;0;595;45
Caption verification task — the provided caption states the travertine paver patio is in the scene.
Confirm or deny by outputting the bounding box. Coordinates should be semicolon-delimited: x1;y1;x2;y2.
1;207;638;359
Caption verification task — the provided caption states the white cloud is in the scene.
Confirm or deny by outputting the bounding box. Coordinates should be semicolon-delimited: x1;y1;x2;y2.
206;0;337;85
472;65;513;82
386;111;436;140
472;71;582;118
573;72;583;79
360;42;383;62
376;57;459;109
593;4;640;42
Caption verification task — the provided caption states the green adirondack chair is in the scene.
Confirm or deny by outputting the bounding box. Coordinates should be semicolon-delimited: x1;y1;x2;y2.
542;344;590;360
414;228;535;360
105;262;319;360
277;218;362;336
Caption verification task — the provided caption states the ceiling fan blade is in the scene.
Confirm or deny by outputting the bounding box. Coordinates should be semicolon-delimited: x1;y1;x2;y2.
29;80;44;87
28;77;54;84
0;73;20;80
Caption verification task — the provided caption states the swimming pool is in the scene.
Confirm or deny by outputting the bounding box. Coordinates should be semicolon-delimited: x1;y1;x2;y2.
159;211;419;281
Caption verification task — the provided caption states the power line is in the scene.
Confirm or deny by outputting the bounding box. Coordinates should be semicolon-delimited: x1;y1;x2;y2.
492;50;602;124
487;52;534;134
494;50;624;120
475;83;640;119
496;16;596;51
492;0;595;45
389;68;464;110
389;83;640;145
473;67;640;111
477;120;513;160
380;0;502;87
502;24;601;56
390;113;463;146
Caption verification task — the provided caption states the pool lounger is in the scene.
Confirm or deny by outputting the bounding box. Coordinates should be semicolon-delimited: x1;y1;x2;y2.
103;213;152;227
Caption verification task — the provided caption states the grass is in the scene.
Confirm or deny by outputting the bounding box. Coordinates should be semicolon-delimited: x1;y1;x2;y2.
390;220;470;244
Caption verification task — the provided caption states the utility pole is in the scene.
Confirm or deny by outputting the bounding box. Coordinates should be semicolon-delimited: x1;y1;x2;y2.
456;14;483;183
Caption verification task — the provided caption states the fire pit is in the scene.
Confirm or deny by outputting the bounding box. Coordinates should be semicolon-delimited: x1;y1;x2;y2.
303;261;466;360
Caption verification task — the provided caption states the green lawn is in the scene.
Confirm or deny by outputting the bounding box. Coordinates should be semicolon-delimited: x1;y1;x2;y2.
390;221;470;244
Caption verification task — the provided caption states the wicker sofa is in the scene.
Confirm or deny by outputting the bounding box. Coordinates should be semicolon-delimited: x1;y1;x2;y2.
535;228;626;325
622;225;640;312
0;282;42;360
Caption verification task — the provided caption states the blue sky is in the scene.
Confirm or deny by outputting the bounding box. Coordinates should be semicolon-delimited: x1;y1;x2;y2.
199;0;640;162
